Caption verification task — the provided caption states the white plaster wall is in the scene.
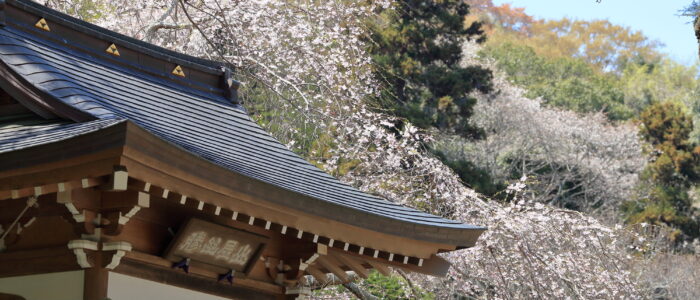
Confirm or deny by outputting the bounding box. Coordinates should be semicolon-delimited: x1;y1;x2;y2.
0;271;84;300
107;272;229;300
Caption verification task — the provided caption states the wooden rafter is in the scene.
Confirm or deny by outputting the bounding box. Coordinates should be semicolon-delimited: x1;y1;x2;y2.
333;253;369;279
122;176;437;270
304;265;329;285
316;255;350;283
0;177;103;201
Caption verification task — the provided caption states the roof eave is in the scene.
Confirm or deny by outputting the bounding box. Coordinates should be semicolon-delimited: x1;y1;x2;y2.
0;119;485;252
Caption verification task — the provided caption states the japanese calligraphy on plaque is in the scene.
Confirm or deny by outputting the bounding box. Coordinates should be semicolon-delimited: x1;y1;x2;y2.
164;218;267;274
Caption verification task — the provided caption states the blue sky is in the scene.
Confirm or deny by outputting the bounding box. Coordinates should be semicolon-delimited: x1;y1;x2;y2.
491;0;698;65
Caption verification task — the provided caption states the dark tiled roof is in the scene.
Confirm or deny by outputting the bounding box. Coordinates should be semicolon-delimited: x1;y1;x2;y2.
0;2;484;243
0;114;124;153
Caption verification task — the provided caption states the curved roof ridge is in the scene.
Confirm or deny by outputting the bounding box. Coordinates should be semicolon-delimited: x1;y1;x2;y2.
4;0;241;104
8;0;223;73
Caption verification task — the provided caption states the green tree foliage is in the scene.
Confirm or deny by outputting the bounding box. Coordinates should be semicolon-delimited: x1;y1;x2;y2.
482;42;633;120
470;2;662;73
620;59;700;141
360;271;433;299
368;0;493;137
624;101;700;240
520;18;661;72
467;1;700;229
680;1;700;60
476;3;700;123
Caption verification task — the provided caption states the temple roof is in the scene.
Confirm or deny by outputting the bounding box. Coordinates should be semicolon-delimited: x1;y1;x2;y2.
0;0;484;248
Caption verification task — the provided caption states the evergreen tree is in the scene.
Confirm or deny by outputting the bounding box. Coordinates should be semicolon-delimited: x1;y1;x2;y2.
368;0;493;137
624;101;700;240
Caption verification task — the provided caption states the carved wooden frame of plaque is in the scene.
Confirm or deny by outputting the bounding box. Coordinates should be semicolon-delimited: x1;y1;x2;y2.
163;218;268;275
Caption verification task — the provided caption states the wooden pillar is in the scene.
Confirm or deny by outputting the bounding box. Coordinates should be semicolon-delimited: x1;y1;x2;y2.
83;252;109;300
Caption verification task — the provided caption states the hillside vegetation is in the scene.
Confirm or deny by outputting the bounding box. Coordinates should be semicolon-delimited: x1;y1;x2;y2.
50;0;699;298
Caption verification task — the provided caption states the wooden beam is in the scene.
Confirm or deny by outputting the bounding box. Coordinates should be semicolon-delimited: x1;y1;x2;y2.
304;266;328;285
316;255;349;283
327;247;450;277
366;260;391;276
117;177;453;277
101;190;149;210
121;251;283;295
333;253;369;279
0;246;81;278
0;178;102;201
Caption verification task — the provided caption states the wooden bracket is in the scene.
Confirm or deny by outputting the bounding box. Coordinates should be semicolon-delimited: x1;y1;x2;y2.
298;243;326;272
109;166;128;191
283;243;327;284
102;241;132;269
264;256;281;282
56;180;101;227
68;240;131;270
102;211;124;236
101;190;149;236
67;239;98;268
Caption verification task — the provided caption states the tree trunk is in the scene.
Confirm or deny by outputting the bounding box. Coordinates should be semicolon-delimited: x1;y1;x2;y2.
342;282;380;300
695;15;700;59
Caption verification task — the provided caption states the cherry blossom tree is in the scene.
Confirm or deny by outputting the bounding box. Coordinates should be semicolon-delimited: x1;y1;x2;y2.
47;1;663;298
46;0;391;153
431;46;646;220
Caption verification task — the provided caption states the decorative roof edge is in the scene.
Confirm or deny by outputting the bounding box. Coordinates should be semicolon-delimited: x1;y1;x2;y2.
6;0;240;103
0;119;486;250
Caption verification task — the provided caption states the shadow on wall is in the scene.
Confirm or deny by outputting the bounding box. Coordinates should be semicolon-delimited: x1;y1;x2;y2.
0;293;26;300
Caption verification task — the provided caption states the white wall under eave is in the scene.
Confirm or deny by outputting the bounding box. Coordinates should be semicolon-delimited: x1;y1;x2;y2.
0;270;85;300
107;272;229;300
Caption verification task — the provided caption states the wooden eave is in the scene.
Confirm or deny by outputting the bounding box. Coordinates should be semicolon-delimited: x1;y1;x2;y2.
0;120;478;262
0;53;483;255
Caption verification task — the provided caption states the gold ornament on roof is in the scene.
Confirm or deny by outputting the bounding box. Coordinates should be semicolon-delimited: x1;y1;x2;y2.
172;65;186;77
34;18;50;31
106;43;120;56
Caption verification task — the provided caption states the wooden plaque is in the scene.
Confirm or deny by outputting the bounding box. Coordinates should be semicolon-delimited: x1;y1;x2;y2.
164;218;267;274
